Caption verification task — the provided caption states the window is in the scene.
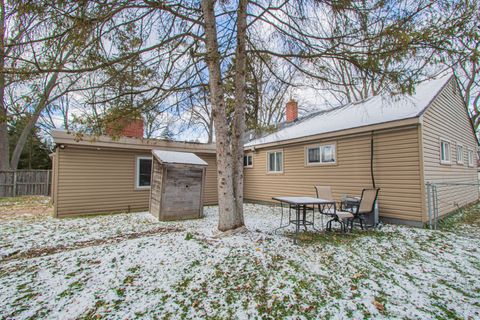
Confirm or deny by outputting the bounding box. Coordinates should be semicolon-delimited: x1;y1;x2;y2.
267;151;283;173
135;156;152;189
308;147;320;163
468;149;475;167
456;145;464;164
306;143;336;165
440;140;451;164
244;154;253;168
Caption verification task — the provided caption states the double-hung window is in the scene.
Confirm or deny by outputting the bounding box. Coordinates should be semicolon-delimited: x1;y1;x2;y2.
267;151;283;173
306;143;336;165
244;154;253;168
456;144;464;164
468;149;475;167
135;156;152;189
440;140;451;164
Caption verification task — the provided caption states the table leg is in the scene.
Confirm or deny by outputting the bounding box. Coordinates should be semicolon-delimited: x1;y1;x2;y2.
294;205;300;244
302;205;307;231
274;203;291;234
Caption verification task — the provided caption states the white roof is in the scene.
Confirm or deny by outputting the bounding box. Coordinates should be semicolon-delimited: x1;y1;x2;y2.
152;150;208;166
246;74;452;147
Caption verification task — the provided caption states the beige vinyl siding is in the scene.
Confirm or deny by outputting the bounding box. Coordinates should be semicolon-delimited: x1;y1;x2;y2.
55;146;217;217
421;78;479;217
244;126;423;222
51;149;58;210
198;153;217;205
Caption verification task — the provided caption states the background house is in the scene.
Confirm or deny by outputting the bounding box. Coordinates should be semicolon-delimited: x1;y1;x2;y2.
50;128;218;218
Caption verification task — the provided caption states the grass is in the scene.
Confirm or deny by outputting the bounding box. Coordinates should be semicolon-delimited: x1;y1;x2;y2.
438;201;480;230
1;198;480;319
0;196;48;204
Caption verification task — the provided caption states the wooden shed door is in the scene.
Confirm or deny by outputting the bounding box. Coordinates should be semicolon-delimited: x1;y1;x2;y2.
162;167;203;218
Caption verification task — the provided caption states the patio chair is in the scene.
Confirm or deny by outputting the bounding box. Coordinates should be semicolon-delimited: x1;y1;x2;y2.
338;188;380;231
314;186;336;229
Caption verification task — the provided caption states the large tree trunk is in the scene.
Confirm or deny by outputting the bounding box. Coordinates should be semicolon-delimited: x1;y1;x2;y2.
0;0;9;170
231;0;248;223
10;71;60;169
201;0;243;231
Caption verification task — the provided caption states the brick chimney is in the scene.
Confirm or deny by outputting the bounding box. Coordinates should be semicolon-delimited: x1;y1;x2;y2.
106;118;144;139
286;99;298;122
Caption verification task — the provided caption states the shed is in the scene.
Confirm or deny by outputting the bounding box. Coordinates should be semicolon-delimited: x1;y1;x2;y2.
149;149;208;221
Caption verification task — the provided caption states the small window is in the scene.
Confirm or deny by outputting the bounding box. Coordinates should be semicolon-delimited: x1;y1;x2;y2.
440;140;451;164
267;151;283;173
308;147;320;163
322;144;336;163
136;156;152;189
468;149;475;167
456;145;464;164
306;143;336;165
244;154;253;168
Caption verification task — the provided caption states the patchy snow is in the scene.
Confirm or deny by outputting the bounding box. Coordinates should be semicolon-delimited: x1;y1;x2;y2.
1;200;480;319
152;150;208;166
246;74;452;147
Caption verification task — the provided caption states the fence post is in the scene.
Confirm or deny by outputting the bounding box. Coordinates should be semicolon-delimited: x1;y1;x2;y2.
45;170;50;196
434;184;439;230
426;183;432;229
12;171;17;197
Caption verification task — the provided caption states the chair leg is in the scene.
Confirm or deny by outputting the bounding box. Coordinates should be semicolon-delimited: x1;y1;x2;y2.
359;217;364;230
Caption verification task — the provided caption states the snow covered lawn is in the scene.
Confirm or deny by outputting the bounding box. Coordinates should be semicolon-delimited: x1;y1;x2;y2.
1;197;480;319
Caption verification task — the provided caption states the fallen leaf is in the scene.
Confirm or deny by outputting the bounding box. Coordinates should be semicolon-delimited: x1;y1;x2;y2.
373;299;385;313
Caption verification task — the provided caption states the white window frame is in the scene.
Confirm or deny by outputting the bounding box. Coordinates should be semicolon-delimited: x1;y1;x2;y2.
456;144;464;165
244;153;253;168
266;150;283;174
440;140;451;165
135;156;152;190
467;149;475;167
305;142;337;166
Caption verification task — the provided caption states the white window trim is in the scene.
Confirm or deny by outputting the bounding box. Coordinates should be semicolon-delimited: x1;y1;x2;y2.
266;150;284;174
440;139;451;165
456;144;464;165
305;142;337;166
467;149;475;167
135;156;152;190
244;153;253;168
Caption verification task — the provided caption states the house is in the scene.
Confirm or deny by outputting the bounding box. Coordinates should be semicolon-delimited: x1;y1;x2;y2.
51;73;478;226
243;74;479;226
50;128;218;218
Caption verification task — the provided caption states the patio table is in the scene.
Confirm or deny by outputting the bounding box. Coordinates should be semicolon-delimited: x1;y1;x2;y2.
272;196;336;244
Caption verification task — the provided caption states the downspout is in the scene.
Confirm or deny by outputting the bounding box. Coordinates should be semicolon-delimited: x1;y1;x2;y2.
371;131;376;188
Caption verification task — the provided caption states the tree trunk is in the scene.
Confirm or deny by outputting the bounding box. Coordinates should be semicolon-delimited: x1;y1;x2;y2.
207;115;214;144
231;0;248;223
0;0;9;170
202;0;245;231
10;71;60;169
201;0;243;231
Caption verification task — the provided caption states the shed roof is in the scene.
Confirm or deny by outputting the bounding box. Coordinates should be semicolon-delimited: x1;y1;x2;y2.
246;74;452;147
152;150;208;166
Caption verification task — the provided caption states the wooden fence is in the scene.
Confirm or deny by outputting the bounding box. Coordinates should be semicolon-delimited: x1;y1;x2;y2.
0;170;51;197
